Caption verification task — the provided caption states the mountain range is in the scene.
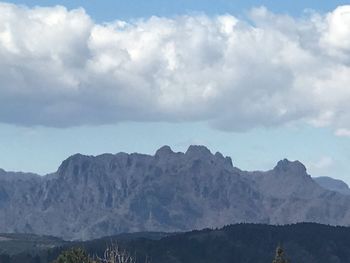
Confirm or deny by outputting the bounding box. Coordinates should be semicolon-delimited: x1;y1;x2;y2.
1;145;350;240
314;176;350;195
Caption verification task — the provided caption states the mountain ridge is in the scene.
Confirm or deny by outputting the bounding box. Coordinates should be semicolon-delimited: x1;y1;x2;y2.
1;145;350;240
314;176;350;195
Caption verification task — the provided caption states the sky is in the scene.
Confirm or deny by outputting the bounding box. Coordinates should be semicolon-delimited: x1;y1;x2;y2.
1;0;350;183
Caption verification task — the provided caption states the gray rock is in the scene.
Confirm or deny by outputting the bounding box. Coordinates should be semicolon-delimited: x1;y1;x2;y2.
1;145;350;240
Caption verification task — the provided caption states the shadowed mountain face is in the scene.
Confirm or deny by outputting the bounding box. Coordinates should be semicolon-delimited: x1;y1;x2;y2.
314;176;350;195
1;145;350;240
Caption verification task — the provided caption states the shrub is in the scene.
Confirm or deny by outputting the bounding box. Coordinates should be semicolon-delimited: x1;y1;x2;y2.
52;244;147;263
52;247;91;263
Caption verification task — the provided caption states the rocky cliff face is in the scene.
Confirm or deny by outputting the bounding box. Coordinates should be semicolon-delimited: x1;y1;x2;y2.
1;146;350;240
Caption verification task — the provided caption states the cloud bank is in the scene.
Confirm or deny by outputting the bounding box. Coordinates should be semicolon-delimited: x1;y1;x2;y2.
1;2;350;134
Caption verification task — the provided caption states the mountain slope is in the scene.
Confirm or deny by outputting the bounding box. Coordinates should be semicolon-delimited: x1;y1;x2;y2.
3;223;350;263
314;176;350;195
1;145;350;240
91;223;350;263
0;233;65;256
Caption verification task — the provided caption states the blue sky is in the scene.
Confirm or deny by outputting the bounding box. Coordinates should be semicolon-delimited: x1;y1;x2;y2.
1;0;350;183
6;0;350;21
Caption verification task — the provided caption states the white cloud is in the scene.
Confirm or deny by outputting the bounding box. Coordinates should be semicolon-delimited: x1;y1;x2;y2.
335;128;350;137
322;5;350;56
1;3;350;132
307;156;335;177
310;156;334;170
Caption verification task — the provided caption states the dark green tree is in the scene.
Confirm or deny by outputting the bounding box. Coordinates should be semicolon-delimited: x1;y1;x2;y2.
0;254;11;263
52;245;142;263
52;247;92;263
272;246;289;263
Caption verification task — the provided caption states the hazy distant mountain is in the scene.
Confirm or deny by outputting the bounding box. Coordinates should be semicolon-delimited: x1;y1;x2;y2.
1;145;350;240
314;176;350;195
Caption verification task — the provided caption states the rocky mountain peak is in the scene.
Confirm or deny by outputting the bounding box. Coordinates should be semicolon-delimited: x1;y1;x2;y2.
155;145;174;157
214;152;234;167
214;151;224;159
185;145;213;159
273;158;307;175
61;153;90;163
57;153;93;176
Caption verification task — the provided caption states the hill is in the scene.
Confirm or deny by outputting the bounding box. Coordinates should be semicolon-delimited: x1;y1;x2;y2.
2;223;350;263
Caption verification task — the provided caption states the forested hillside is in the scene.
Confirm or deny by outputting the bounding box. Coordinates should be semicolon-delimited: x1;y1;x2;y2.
1;223;350;263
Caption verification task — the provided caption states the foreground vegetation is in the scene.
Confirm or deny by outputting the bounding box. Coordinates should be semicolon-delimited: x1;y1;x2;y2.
52;245;288;263
53;245;142;263
1;223;350;262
